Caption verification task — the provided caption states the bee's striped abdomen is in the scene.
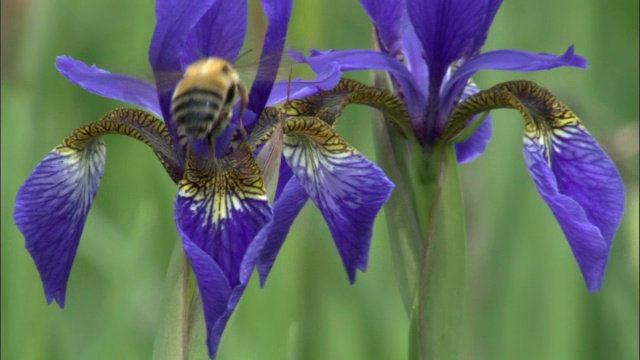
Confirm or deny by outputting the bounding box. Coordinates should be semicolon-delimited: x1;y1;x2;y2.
171;87;226;139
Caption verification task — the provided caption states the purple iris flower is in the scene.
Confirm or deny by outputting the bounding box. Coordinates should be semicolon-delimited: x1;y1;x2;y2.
14;0;294;357
271;0;625;292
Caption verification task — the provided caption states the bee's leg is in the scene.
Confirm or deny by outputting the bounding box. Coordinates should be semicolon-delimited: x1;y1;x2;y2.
206;131;216;155
237;83;249;141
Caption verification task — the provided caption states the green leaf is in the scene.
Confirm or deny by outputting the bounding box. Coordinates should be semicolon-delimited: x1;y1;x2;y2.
186;293;209;360
374;114;424;313
152;244;210;360
153;244;191;360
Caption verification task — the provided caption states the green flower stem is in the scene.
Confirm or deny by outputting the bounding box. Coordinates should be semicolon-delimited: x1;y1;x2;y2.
153;242;209;360
413;143;466;360
375;111;466;360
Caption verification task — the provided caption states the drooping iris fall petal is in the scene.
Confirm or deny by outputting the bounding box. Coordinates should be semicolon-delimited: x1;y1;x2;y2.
174;143;272;356
446;80;625;292
282;117;394;281
524;122;624;292
14;140;106;307
14;109;176;306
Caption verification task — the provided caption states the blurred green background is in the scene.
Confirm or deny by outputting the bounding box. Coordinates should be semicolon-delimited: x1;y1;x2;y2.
1;0;638;359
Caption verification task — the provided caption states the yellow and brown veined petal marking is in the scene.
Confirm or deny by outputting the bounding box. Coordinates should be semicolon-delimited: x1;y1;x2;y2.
247;107;286;151
179;142;268;212
284;78;413;138
176;142;271;286
250;78;418;155
59;108;182;182
443;80;580;164
282;116;353;159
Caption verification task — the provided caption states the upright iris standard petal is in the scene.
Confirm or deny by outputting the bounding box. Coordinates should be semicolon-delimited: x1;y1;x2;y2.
399;10;429;97
56;56;161;116
175;143;272;356
182;0;248;67
149;0;217;153
282;117;394;282
468;0;503;55
359;0;404;55
14;139;106;307
246;0;293;119
149;0;215;74
524;122;624;292
406;0;486;84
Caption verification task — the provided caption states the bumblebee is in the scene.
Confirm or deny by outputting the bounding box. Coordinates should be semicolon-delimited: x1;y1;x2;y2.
171;57;248;143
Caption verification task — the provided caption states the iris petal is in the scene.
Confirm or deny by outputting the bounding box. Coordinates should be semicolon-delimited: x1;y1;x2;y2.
246;0;293;118
56;56;161;116
468;0;503;55
15;108;183;308
274;160;295;200
198;216;275;358
174;143;272;356
452;80;493;163
149;0;215;74
454;115;492;163
177;229;231;358
443;46;588;115
454;81;493;164
523;123;624;292
255;177;309;285
288;49;425;119
282;117;394;282
447;80;625;291
406;0;487;84
268;63;343;105
359;0;404;55
14;139;106;307
149;0;216;150
182;0;247;67
175;144;271;286
400;10;429;96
